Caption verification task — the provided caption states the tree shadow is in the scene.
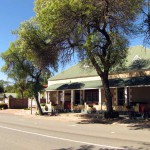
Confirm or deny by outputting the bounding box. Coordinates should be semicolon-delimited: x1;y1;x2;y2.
124;76;150;86
76;113;150;130
54;145;95;150
53;143;150;150
129;59;150;70
127;121;150;130
122;142;150;150
56;82;85;90
77;113;121;125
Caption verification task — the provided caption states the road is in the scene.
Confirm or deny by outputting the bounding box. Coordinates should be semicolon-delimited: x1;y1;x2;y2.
0;113;149;150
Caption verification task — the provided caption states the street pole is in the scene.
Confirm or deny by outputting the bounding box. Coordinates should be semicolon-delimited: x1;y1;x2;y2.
31;98;32;115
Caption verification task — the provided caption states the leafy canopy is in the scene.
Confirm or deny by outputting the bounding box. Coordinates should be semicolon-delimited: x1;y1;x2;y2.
34;0;144;74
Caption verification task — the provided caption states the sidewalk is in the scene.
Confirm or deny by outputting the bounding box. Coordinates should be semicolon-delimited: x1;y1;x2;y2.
0;109;84;122
0;109;149;129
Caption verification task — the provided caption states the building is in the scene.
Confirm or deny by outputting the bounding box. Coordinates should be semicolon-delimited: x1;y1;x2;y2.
46;46;150;113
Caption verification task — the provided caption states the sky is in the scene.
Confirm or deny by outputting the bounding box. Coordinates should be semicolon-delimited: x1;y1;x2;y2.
0;0;147;83
0;0;35;82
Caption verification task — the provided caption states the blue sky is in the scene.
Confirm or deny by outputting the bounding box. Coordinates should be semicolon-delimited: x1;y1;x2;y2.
0;0;35;81
0;0;147;82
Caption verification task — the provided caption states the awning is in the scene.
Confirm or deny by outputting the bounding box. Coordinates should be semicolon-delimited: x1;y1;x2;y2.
46;80;102;91
46;76;150;91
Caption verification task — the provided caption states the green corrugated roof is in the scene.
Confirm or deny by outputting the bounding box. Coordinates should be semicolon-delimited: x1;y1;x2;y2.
49;46;150;81
49;63;97;81
47;80;102;90
47;76;150;90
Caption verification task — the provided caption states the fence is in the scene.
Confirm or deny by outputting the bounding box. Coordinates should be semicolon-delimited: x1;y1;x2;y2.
7;98;28;109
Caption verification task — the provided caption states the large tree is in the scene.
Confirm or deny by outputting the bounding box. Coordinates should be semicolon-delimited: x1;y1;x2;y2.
0;80;5;93
141;0;150;45
1;19;58;115
34;0;144;116
1;40;53;115
1;47;28;99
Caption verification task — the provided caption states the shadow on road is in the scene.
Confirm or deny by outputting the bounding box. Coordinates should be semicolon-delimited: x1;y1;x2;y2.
54;145;94;150
76;114;150;130
54;144;118;150
122;142;150;150
54;143;150;150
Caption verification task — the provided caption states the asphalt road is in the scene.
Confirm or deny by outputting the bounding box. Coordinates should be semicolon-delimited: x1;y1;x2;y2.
0;113;149;150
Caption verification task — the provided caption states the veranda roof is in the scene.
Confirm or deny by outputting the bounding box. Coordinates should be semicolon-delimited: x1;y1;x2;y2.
49;46;150;81
46;76;150;91
46;80;102;91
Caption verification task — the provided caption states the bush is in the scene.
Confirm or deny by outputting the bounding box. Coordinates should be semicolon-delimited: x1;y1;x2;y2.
24;108;30;110
87;107;97;114
40;103;46;107
0;103;8;109
104;111;119;119
45;105;48;111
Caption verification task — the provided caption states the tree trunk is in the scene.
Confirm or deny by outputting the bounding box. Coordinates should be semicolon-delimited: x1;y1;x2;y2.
21;91;24;100
34;79;44;116
87;56;114;117
101;72;113;114
35;93;43;115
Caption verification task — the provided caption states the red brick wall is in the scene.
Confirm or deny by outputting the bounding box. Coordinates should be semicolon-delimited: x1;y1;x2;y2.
8;98;28;109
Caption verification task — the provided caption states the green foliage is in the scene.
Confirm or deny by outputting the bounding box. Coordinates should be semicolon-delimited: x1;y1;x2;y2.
4;85;16;93
0;85;4;93
1;40;51;99
34;0;143;72
40;103;46;106
16;20;58;70
0;80;6;93
34;0;144;115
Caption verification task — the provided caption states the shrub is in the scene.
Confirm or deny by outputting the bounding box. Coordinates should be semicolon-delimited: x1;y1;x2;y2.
0;103;8;109
40;103;46;107
24;108;30;110
87;107;97;114
104;111;119;119
45;105;48;111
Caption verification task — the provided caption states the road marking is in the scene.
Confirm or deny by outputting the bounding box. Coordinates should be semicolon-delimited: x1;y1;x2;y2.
0;125;123;149
68;124;76;126
111;132;115;134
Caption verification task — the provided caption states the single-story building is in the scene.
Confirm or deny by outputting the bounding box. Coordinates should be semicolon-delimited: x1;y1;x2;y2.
45;46;150;113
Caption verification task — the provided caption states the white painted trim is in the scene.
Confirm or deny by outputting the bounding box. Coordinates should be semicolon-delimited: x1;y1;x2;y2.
124;87;128;105
71;90;74;110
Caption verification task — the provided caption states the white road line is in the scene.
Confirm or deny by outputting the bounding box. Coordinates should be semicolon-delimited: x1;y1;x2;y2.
68;124;76;126
0;125;123;149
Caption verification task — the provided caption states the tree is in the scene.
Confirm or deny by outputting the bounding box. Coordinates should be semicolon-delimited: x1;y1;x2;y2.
141;0;150;45
0;80;5;93
16;20;59;70
1;41;53;115
15;20;58;115
4;84;16;93
34;0;144;117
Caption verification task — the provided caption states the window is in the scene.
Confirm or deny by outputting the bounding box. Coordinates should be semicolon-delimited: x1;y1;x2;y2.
74;90;80;104
85;89;99;104
117;88;125;106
